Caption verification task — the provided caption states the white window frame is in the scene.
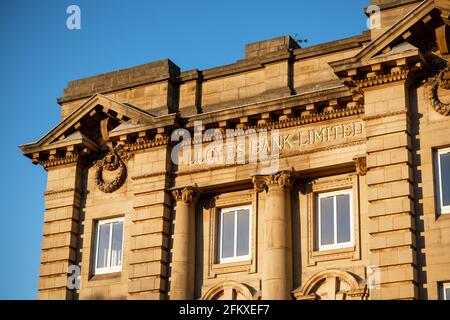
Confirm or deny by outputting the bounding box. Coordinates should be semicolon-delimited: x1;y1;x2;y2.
317;189;354;251
218;205;252;264
441;282;450;300
94;217;125;275
436;147;450;214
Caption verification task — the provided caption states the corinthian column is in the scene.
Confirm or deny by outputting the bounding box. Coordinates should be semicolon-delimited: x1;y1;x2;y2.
170;186;199;300
253;169;294;300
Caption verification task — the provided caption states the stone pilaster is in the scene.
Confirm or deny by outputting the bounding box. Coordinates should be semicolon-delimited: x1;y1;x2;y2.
169;186;199;300
363;80;418;299
39;161;83;300
253;170;294;300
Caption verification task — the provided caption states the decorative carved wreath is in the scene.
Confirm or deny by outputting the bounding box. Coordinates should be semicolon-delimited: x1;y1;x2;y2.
94;145;132;193
429;66;450;116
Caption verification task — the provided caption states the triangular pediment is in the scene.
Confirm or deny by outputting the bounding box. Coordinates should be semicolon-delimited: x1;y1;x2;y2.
371;41;419;59
20;93;175;156
331;0;450;73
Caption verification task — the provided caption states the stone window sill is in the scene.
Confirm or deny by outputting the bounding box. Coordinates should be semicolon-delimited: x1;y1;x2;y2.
436;213;450;221
311;246;357;263
89;272;122;282
211;260;253;275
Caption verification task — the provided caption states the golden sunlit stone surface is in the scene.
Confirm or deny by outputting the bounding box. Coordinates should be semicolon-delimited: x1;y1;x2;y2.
21;0;450;300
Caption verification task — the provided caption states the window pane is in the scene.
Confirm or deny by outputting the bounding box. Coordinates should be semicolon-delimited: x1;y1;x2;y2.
236;209;250;256
336;194;351;243
320;196;334;246
440;152;450;206
221;211;235;259
96;223;111;269
445;287;450;300
110;221;124;267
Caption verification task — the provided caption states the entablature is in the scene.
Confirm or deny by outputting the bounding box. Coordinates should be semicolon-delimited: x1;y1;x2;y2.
183;85;363;136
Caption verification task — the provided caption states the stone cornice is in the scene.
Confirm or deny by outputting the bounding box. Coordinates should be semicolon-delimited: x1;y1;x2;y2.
21;131;100;156
41;154;79;169
30;135;170;170
27;135;170;171
248;105;363;130
362;109;408;121
356;69;410;88
43;188;77;197
128;136;170;152
131;171;168;180
190;105;365;145
185;85;354;128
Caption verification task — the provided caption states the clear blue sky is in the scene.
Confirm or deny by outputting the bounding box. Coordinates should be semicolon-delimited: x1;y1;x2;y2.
0;0;368;299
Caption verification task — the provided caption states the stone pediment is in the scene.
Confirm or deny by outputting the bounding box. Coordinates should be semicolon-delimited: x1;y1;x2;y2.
331;0;450;77
20;93;176;164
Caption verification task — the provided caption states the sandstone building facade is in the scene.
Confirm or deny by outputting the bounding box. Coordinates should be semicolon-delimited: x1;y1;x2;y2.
21;0;450;300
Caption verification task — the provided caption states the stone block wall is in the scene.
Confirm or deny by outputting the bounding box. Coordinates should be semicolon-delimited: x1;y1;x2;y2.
38;163;83;299
364;81;418;299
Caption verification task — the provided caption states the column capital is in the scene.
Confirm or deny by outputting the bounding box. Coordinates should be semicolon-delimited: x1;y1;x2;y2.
172;185;199;204
252;169;295;193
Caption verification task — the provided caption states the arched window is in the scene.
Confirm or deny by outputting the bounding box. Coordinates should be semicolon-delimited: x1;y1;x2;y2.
202;281;258;300
293;269;368;300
